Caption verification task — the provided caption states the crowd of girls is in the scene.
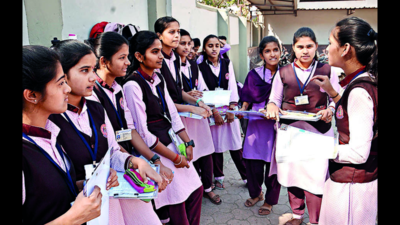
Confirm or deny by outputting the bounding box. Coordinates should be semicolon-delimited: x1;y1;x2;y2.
22;15;377;225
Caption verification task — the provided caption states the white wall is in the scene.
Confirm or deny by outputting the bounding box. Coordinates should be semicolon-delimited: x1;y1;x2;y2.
229;16;239;45
263;9;377;45
60;0;149;41
171;0;218;49
23;1;29;45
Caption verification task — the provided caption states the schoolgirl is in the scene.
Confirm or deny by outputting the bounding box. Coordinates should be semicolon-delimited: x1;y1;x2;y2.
198;34;247;190
265;27;341;225
49;39;164;225
175;28;221;205
239;36;282;215
121;31;203;225
310;17;378;225
86;31;174;185
22;45;102;224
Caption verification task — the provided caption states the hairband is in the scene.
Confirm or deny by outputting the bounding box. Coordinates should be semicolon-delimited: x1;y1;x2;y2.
367;28;377;40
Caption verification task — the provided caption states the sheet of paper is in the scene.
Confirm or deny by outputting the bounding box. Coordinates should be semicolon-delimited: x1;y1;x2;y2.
275;124;337;163
85;148;111;225
227;110;267;120
178;112;204;120
201;90;232;107
279;110;321;122
108;164;159;199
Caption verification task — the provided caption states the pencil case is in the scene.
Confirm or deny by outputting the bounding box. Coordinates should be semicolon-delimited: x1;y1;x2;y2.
124;168;156;193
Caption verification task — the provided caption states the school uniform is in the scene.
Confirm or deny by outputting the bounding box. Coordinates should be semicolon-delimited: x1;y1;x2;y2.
267;59;341;224
121;68;203;225
49;98;162;225
240;66;281;205
180;59;216;192
198;57;247;183
22;121;77;225
319;68;377;225
87;77;163;224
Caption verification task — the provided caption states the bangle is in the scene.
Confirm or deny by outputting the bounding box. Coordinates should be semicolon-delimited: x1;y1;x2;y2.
196;98;202;106
173;153;179;163
330;92;339;98
174;155;182;165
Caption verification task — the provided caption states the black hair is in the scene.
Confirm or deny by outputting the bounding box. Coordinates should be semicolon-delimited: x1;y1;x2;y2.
126;31;160;76
334;16;378;80
192;38;201;47
179;28;191;39
218;36;227;40
258;35;282;65
86;31;129;70
22;45;61;109
289;27;319;62
51;39;94;77
154;16;180;34
201;34;219;59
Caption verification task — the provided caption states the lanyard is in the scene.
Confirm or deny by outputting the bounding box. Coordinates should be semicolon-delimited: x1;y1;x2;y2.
208;59;222;88
292;62;315;96
63;108;98;165
137;70;172;123
182;67;193;90
95;80;124;129
22;133;77;197
263;67;278;82
336;70;365;108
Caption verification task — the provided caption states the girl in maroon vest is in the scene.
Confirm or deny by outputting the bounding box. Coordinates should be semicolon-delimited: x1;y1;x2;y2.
49;39;164;225
86;31;174;186
310;17;378;225
198;34;247;190
121;31;203;225
239;36;282;215
265;27;341;225
174;28;221;205
22;45;102;224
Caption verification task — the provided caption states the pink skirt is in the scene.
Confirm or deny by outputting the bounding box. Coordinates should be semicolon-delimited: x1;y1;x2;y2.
153;143;203;209
109;198;162;225
180;116;215;162
319;178;377;225
209;119;242;153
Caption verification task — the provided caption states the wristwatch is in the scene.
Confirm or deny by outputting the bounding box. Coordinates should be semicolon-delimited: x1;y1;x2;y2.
149;154;161;164
184;140;195;148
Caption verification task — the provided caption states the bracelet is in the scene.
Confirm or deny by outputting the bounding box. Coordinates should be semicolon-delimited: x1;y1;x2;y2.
330;92;339;98
196;98;202;106
174;155;182;165
173;153;179;163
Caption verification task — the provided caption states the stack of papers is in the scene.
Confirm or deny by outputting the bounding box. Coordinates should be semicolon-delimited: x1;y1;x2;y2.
226;110;267;120
108;164;160;199
279;110;321;122
178;112;204;120
201;90;232;107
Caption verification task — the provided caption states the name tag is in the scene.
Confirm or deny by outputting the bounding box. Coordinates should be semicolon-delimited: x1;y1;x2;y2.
84;163;99;180
294;95;309;105
115;129;132;142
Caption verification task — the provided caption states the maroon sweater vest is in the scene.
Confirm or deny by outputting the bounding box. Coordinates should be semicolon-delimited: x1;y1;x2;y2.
198;58;230;91
22;140;77;225
49;100;110;181
279;62;332;133
93;83;134;154
329;76;378;183
181;59;200;92
122;71;173;146
159;51;184;104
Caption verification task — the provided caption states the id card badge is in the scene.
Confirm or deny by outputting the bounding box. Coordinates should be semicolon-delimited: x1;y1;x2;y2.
215;87;223;91
84;163;99;180
294;95;309;105
115;129;132;142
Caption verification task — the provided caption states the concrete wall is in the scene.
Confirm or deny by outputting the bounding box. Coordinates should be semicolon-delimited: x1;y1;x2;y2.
263;8;377;46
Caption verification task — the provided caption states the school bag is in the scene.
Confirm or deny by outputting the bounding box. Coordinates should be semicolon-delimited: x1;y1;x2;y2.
89;21;109;39
121;24;141;40
104;22;125;33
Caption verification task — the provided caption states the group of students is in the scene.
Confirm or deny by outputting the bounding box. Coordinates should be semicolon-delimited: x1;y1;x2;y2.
22;15;377;225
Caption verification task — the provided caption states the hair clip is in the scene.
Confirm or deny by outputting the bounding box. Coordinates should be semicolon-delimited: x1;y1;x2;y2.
367;29;374;37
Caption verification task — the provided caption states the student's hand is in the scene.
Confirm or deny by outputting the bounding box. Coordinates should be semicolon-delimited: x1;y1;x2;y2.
61;186;102;225
311;75;336;97
192;106;209;119
225;112;235;123
198;101;212;117
213;111;225;126
156;161;174;183
133;157;163;186
235;106;246;119
259;108;269;120
317;109;333;123
186;146;193;162
265;103;285;121
187;90;203;98
174;155;190;169
106;168;119;190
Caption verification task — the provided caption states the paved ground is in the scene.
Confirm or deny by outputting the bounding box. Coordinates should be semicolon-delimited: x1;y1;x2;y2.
198;150;378;225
